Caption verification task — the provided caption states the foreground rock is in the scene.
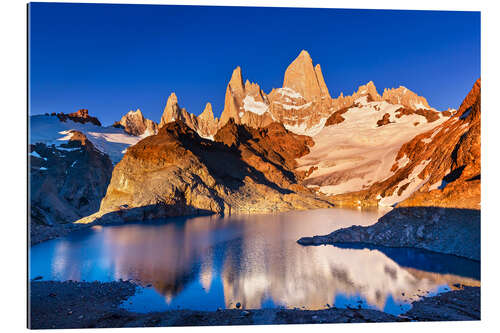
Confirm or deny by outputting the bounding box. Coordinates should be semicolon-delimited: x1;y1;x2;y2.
77;120;333;225
29;130;113;245
404;286;480;321
29;281;479;329
298;207;480;260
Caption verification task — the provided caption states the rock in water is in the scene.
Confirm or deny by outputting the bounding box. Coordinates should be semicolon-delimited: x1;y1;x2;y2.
299;206;480;260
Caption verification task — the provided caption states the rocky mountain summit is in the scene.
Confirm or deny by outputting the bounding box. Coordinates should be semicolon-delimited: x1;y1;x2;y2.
159;93;219;139
115;109;158;136
154;50;446;140
77;120;333;224
30;130;113;244
55;109;102;126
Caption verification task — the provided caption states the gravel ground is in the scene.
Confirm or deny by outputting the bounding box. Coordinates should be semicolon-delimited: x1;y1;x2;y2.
28;281;480;329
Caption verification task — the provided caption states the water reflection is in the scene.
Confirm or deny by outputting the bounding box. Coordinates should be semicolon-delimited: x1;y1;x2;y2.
30;208;480;315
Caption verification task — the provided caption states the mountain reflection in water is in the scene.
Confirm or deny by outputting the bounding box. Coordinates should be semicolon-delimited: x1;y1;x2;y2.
30;208;480;315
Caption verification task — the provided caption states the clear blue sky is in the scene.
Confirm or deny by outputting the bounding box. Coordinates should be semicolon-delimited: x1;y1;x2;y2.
29;3;480;126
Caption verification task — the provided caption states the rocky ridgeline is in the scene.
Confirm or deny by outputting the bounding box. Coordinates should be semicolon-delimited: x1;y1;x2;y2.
330;79;480;209
54;109;102;126
151;50;446;139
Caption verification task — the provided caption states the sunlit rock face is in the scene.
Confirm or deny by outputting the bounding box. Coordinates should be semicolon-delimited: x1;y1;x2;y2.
118;109;158;136
218;66;274;130
218;51;335;136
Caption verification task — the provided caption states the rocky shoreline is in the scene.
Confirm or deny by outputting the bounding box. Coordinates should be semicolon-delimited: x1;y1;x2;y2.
298;207;480;261
28;280;480;328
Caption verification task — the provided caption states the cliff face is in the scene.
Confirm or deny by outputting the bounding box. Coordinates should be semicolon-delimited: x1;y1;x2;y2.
29;130;113;243
78;120;333;224
328;79;480;209
396;79;480;209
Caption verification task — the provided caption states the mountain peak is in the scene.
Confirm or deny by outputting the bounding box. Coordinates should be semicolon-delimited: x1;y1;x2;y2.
229;66;244;91
167;92;178;104
199;102;214;121
382;86;431;110
355;81;381;101
119;108;158;136
298;49;312;60
127;108;143;117
160;92;182;128
283;50;327;101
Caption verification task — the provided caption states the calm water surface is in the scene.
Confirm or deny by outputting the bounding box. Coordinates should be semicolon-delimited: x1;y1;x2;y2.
30;208;480;315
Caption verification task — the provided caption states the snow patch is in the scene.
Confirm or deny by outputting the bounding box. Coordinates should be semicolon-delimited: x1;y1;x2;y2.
421;128;440;144
276;87;303;99
395;154;410;170
30;151;46;160
413;101;427;110
284;117;328;137
29;115;144;164
273;101;312;111
243;95;269;115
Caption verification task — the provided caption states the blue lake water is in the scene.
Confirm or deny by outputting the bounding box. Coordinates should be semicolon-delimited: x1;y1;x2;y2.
29;208;480;315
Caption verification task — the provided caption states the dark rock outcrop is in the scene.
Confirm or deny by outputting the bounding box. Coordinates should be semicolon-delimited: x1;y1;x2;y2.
56;109;102;126
29;130;113;244
298;207;480;260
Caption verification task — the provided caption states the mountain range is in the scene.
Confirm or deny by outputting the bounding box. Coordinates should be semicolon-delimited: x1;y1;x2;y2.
28;50;480;240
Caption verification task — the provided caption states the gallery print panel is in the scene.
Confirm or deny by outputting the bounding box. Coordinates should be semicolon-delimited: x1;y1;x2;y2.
28;2;480;329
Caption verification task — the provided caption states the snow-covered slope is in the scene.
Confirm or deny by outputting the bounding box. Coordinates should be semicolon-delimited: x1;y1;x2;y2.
30;115;148;163
296;98;450;196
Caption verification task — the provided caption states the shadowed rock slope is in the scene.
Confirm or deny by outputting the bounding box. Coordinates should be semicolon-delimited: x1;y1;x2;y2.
29;131;113;244
77;119;333;224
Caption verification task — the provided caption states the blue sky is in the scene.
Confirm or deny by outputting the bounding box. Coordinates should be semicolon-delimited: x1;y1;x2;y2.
29;3;480;126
